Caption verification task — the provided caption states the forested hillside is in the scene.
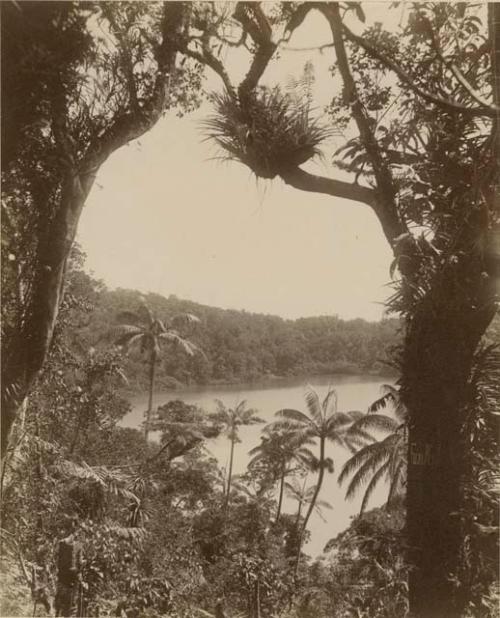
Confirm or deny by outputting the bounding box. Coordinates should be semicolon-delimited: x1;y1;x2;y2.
81;285;401;391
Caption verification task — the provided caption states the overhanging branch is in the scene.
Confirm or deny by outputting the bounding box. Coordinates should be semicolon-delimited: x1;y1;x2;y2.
183;39;236;98
234;3;316;99
279;166;403;245
279;167;375;205
319;3;404;245
342;22;497;119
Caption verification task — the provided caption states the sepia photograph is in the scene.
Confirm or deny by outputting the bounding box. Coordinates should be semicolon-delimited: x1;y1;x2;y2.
1;1;499;617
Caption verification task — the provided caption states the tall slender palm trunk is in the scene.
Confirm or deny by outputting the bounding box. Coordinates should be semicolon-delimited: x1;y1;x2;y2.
295;437;325;571
275;465;286;524
144;347;157;442
224;433;236;510
254;579;261;618
294;502;303;531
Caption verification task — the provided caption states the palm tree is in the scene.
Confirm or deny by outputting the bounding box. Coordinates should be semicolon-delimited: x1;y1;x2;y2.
338;384;407;514
112;302;200;441
209;400;264;509
269;385;361;556
248;427;315;523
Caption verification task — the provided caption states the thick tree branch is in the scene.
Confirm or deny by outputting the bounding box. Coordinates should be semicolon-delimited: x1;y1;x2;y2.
233;2;316;99
50;80;76;166
342;22;497;119
279;167;402;246
83;2;187;174
233;2;269;47
1;2;190;456
319;3;404;245
101;5;139;111
234;2;276;99
183;38;236;98
279;167;375;205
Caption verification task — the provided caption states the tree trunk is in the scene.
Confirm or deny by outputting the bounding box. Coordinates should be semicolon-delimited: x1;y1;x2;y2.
294;502;303;531
254;579;261;618
1;175;88;457
224;432;236;510
300;438;325;540
144;347;157;441
0;1;189;459
404;270;495;617
275;465;286;524
296;437;325;571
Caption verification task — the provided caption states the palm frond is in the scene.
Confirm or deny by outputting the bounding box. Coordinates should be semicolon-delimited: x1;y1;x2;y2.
296;446;316;462
58;460;138;502
234;400;249;415
321;387;338;419
338;439;391;489
359;460;391;514
350;414;401;434
239;408;264;425
110;324;144;339
325;410;359;435
267;420;316;441
387;458;406;505
304;386;324;425
158;331;199;356
275;408;314;428
315;498;333;510
369;384;406;423
107;522;147;545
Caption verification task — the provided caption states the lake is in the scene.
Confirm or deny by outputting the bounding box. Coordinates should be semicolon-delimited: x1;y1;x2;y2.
122;374;393;557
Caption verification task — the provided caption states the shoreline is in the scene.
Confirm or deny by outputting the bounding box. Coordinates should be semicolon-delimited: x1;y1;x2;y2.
122;368;399;399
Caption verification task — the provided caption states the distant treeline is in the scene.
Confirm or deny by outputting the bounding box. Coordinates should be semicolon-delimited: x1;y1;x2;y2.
78;285;402;391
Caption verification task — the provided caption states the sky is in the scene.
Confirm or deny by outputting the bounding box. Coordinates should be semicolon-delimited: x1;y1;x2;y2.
77;6;397;322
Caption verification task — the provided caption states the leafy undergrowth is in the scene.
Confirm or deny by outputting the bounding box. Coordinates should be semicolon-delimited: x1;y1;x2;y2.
0;557;35;617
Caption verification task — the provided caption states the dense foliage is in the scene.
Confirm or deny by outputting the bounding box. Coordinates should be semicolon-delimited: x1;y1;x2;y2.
192;3;499;615
2;2;499;617
0;255;412;618
81;287;400;391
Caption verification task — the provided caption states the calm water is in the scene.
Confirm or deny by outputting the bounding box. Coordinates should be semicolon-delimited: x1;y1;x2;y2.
123;375;392;557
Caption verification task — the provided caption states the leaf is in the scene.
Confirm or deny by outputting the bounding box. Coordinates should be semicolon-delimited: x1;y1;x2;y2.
275;408;314;427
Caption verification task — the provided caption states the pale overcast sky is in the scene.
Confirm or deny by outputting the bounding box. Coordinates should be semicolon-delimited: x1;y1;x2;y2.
77;6;397;321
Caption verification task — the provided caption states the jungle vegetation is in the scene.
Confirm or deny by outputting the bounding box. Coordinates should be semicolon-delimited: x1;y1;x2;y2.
84;285;400;390
1;2;499;618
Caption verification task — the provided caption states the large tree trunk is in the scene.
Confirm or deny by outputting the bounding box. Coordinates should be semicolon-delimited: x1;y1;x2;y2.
404;266;496;617
406;8;499;614
0;1;190;458
1;175;88;457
